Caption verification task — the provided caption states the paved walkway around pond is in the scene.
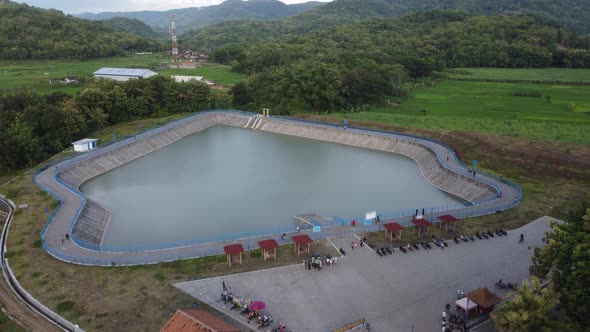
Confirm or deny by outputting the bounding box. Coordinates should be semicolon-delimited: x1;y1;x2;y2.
175;216;557;332
34;111;521;265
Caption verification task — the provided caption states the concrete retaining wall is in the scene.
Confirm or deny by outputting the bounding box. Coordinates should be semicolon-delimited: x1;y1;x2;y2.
57;112;495;248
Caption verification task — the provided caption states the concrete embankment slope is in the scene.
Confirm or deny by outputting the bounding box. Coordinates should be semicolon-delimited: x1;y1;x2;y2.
35;111;518;265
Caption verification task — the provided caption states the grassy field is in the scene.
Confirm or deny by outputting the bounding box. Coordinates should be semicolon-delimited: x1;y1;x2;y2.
446;68;590;83
335;79;590;144
0;54;165;94
0;54;246;94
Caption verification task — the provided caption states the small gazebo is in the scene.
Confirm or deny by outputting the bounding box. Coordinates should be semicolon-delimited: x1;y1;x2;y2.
224;244;244;266
411;218;431;237
258;239;279;261
466;287;502;315
438;214;459;232
292;234;313;256
383;222;404;241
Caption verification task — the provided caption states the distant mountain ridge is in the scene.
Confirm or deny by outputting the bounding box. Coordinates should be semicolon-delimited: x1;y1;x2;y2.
0;1;163;59
181;0;590;50
76;0;325;33
99;17;164;39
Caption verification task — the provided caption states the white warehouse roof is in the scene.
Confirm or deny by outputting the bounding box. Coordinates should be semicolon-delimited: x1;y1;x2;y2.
93;68;157;78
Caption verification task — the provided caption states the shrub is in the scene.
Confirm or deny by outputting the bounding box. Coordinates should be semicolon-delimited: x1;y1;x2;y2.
56;301;75;313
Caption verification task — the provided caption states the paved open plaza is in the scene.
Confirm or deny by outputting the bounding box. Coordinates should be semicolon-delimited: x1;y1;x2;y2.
175;216;557;332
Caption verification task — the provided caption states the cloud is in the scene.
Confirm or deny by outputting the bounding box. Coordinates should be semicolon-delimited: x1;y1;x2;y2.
14;0;332;14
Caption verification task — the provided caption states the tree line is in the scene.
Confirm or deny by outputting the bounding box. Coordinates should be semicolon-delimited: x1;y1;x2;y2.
0;1;164;60
219;11;590;114
0;77;229;171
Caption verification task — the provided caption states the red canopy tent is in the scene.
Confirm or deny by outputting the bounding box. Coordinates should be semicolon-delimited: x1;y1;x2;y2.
438;214;459;232
411;218;431;237
224;244;244;266
383;222;404;241
258;239;279;261
292;234;313;255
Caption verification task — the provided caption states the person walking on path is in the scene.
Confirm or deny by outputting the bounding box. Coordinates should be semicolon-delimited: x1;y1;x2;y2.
61;235;64;244
222;280;227;292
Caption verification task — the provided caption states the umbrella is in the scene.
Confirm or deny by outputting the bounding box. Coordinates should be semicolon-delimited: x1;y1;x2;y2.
250;301;265;311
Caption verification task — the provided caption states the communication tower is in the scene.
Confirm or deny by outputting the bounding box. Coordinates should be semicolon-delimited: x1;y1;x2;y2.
169;14;178;63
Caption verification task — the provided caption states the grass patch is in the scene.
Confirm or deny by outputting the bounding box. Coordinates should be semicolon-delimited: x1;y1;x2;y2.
0;311;25;332
4;187;20;199
90;113;191;145
56;301;75;313
446;68;590;83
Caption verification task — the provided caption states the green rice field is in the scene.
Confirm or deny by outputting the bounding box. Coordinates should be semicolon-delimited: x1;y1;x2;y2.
0;54;246;94
446;68;590;83
335;78;590;144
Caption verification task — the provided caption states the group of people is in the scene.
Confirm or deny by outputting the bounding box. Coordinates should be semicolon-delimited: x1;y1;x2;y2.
306;255;337;270
351;237;368;249
60;233;70;244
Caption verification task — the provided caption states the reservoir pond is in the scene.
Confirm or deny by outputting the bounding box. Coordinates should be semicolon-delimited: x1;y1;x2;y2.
81;126;462;247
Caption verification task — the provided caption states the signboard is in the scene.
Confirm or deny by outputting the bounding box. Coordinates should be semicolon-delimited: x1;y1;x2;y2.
472;160;478;166
313;226;321;233
366;211;377;221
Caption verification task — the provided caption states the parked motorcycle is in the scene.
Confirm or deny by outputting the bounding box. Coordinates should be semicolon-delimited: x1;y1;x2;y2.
258;315;273;329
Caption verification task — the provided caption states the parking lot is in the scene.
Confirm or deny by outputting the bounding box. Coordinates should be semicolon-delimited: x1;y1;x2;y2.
175;216;557;331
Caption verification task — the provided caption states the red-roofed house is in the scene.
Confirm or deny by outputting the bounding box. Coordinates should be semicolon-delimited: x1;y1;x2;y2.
161;309;240;332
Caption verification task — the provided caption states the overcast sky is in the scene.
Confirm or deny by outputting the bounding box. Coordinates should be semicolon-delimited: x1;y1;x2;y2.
14;0;333;14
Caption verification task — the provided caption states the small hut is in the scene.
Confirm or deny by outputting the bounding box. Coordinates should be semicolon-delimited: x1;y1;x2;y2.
224;244;244;266
466;287;502;315
292;234;313;256
258;239;279;261
438;214;459;232
411;218;431;237
383;222;404;241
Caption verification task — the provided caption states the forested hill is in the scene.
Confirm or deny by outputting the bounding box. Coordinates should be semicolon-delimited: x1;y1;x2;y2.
77;0;325;33
0;2;163;60
181;0;590;50
98;17;164;39
220;11;590;113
